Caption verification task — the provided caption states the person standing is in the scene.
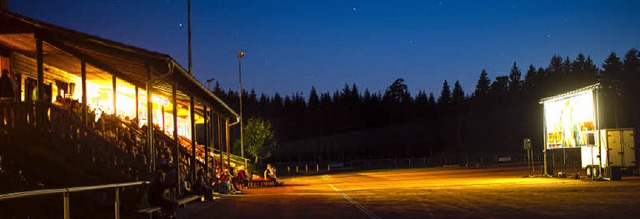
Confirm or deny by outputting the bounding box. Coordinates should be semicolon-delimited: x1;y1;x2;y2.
237;165;249;188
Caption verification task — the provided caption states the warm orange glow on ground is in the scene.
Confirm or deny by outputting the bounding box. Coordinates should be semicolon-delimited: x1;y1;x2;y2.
180;166;640;218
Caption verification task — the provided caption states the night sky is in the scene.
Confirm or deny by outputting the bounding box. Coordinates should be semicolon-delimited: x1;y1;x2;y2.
9;0;640;97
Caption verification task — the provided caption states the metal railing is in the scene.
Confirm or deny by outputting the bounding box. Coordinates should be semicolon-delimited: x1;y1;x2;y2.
0;181;149;219
276;153;544;176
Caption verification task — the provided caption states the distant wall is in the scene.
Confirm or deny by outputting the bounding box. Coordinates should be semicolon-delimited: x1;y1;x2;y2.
274;107;537;163
275;119;438;162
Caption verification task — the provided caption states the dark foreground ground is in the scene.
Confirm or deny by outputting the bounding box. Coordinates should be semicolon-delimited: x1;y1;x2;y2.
179;166;640;219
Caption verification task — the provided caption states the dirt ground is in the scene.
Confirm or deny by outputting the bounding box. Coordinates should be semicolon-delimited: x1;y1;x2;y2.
181;166;640;219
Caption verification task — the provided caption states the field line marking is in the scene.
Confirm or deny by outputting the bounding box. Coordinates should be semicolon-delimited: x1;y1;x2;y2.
320;176;379;219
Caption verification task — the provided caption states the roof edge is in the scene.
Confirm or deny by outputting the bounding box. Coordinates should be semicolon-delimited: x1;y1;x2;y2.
539;83;601;104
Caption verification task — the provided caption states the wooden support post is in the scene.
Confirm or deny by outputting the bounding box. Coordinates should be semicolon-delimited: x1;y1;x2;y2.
81;60;87;125
218;113;223;170
36;39;43;102
161;105;165;131
146;65;155;173
190;96;196;183
172;83;180;196
204;106;209;175
112;75;117;115
35;38;44;128
135;86;139;122
225;117;230;167
63;192;70;219
114;188;120;219
209;108;216;176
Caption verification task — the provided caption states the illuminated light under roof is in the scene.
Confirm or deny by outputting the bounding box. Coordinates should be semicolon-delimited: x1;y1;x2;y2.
539;83;601;104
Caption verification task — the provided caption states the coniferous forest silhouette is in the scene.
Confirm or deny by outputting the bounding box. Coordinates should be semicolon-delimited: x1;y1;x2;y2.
213;49;640;162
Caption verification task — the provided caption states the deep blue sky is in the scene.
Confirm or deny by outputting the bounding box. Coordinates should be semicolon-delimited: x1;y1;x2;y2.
9;0;640;97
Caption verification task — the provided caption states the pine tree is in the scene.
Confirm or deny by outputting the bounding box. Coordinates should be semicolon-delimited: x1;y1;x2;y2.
523;65;537;90
602;52;623;81
623;49;639;74
585;55;599;78
438;80;452;107
427;92;436;109
572;53;587;72
272;93;283;106
259;94;269;106
452;80;465;106
363;89;372;103
548;55;563;73
351;83;360;104
308;86;320;109
341;83;351;102
508;62;522;92
384;78;410;104
284;95;292;108
474;69;491;97
489;76;509;95
562;56;572;75
320;92;332;105
415;91;428;105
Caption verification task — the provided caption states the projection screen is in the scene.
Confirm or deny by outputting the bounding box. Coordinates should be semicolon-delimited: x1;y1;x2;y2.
543;90;596;149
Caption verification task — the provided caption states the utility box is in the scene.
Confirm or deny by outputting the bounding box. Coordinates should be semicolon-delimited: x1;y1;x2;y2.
605;166;622;180
581;128;636;177
604;129;636;167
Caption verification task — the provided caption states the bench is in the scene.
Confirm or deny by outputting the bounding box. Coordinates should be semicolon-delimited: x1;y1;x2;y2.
137;206;162;219
138;195;201;218
178;195;202;208
249;178;277;187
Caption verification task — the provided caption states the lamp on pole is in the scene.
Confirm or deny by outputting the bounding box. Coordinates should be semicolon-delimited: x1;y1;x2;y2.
237;51;245;161
206;78;216;91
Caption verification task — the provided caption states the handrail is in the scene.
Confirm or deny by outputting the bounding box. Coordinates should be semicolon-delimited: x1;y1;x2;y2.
0;181;148;201
0;181;149;219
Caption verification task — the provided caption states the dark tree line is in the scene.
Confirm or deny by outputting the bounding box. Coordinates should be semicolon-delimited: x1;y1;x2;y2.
213;48;640;161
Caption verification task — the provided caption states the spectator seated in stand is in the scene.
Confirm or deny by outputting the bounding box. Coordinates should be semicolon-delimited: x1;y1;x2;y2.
53;94;64;107
192;169;214;201
0;69;17;102
148;170;178;219
219;169;239;194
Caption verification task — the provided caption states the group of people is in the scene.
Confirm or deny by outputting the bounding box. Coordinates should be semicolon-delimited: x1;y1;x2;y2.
191;165;250;199
147;164;256;218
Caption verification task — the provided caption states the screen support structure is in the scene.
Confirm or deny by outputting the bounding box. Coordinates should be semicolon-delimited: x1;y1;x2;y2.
543;106;549;176
595;88;602;179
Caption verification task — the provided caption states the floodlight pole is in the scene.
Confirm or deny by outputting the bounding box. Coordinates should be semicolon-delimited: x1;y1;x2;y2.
237;51;245;162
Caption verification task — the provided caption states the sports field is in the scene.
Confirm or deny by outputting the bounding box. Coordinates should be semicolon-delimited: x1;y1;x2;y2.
182;166;640;218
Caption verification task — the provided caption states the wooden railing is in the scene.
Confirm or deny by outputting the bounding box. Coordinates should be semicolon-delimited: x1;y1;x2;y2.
1;101;244;184
0;101;148;181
